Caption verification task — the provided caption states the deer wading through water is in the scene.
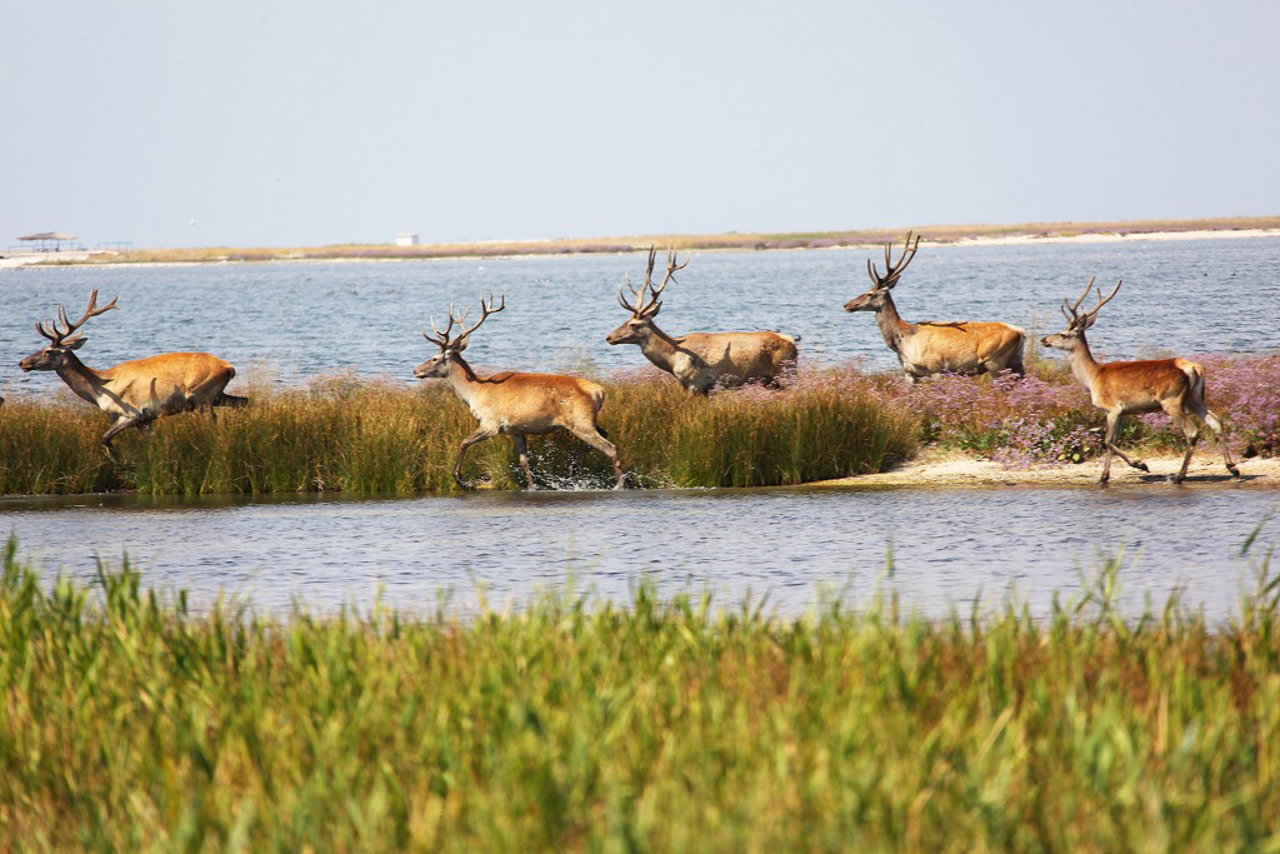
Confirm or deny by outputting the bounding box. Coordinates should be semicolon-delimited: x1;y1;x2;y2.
414;294;625;490
1041;277;1239;485
843;232;1025;382
607;247;798;395
19;290;247;459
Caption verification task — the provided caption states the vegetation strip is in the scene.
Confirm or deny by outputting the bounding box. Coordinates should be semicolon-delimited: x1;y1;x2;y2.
0;368;917;495
2;537;1280;849
5;355;1278;496
17;216;1280;265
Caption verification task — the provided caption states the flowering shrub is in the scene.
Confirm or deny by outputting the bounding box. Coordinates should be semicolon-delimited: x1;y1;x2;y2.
893;354;1280;468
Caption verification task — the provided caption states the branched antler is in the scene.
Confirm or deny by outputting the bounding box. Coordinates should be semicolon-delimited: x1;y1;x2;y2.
1062;277;1122;328
35;289;119;344
867;232;920;290
423;293;506;350
618;246;688;319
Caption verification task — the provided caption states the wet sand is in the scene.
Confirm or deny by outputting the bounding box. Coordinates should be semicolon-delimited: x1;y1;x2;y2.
816;447;1280;488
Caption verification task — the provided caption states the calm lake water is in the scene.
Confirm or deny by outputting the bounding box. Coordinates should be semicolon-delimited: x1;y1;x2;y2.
1;484;1277;620
2;237;1279;619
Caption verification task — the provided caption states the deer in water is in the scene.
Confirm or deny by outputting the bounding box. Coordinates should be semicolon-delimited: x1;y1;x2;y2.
606;247;799;395
19;290;247;459
1041;278;1239;485
843;232;1025;382
415;294;625;490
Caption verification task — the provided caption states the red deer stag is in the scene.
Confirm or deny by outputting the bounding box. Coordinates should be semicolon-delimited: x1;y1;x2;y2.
415;294;625;490
1041;278;1239;484
843;232;1025;382
607;247;798;395
19;290;247;459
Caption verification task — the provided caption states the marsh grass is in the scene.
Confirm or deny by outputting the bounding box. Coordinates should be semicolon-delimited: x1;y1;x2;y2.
3;536;1280;850
0;369;917;495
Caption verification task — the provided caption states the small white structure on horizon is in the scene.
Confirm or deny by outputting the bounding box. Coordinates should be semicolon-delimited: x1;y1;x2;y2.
395;232;420;247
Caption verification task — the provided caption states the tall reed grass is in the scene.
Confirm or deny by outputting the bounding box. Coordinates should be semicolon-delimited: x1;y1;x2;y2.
0;369;917;495
3;536;1280;850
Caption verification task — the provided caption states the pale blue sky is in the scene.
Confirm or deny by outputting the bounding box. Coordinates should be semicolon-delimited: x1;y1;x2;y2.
3;0;1277;249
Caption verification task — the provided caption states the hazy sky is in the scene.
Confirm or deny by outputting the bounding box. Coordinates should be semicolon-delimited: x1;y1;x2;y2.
4;0;1277;249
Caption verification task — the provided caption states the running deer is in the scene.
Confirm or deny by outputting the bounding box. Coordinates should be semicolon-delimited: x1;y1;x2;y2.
1040;278;1239;484
19;290;247;458
415;294;625;490
606;247;798;395
843;232;1025;382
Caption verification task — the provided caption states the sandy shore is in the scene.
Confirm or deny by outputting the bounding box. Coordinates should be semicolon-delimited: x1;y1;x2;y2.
949;228;1280;248
3;226;1279;269
812;448;1280;489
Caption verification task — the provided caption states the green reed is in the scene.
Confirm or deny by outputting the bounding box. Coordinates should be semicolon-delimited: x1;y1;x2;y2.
2;536;1280;850
0;370;917;495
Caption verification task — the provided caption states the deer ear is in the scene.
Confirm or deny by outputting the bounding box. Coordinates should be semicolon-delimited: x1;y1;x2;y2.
1082;313;1098;329
641;300;663;319
65;336;88;350
453;334;471;352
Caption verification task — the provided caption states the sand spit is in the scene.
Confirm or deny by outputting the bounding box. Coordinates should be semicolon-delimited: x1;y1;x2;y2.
4;225;1280;269
812;448;1280;489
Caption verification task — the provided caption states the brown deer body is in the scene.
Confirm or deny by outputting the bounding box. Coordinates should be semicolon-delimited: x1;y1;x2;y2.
843;233;1025;382
415;295;625;490
19;291;246;457
607;248;798;395
1041;278;1239;484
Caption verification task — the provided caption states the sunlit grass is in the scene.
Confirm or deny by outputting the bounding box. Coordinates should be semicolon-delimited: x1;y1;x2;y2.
2;534;1280;849
0;369;917;495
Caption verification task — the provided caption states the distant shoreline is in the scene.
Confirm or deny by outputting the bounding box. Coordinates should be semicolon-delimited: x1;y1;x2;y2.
3;216;1279;269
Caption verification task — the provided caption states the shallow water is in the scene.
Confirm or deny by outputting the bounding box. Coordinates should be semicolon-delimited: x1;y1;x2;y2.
3;484;1276;620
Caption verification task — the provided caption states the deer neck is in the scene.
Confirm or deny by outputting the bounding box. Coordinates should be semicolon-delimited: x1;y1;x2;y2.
55;352;109;406
874;294;914;354
1066;335;1103;390
634;323;688;373
443;356;483;404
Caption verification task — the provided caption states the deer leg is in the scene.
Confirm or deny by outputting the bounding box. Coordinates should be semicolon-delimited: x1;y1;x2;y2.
1163;404;1199;484
216;393;249;408
573;428;625;489
512;435;538;490
100;415;141;463
1101;411;1147;480
1189;399;1240;478
454;427;497;489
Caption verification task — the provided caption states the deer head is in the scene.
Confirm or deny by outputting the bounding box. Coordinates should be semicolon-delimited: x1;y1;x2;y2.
606;246;688;345
1040;277;1122;352
20;290;120;372
414;293;505;379
843;232;920;312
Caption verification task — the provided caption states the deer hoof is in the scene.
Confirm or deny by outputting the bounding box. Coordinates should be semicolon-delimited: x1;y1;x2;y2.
1168;474;1184;484
1229;465;1241;477
1135;461;1149;472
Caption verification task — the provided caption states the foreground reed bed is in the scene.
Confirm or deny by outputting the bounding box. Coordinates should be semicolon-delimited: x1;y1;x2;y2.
0;369;916;495
3;537;1280;850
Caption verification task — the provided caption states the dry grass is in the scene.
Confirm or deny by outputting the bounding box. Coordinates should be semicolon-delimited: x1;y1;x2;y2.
69;216;1280;264
0;369;917;495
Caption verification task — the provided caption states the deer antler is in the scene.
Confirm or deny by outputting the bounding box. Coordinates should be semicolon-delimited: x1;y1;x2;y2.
36;289;119;344
424;293;505;350
1062;277;1122;328
867;232;920;290
619;246;687;318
